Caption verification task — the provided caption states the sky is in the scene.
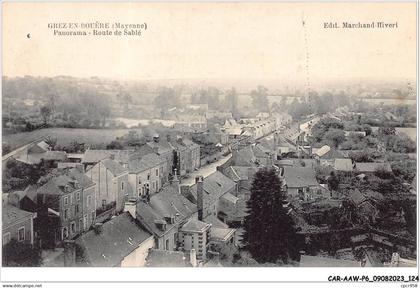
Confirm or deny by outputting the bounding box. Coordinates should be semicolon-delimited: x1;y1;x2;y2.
3;2;417;83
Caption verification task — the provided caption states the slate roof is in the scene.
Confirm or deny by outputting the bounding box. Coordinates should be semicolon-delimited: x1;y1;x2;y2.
349;189;366;206
146;249;189;267
210;227;235;242
182;138;200;149
101;159;128;177
135;201;176;237
128;153;165;173
149;184;197;223
334;158;353;172
37;168;95;196
225;166;256;182
180;218;210;233
300;255;360;267
313;145;331;157
190;172;237;207
233;146;256;166
146;141;173;155
204;215;229;229
10;185;38;203
355;162;392;173
82;150;131;164
75;212;152;267
221;192;239;204
284;167;318;188
2;203;34;228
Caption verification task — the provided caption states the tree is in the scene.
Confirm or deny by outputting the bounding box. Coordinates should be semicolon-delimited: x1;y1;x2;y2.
45;136;58;151
250;86;269;112
2;239;42;267
243;168;297;263
327;171;339;192
224;87;238;117
324;129;345;148
40;105;52;125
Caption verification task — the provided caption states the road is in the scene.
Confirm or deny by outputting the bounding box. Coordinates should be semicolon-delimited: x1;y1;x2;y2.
181;153;232;186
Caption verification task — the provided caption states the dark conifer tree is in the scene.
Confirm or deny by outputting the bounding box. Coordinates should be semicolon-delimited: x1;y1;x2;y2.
243;167;297;263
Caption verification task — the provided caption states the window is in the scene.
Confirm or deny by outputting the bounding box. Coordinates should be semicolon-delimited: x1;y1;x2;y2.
18;227;25;242
3;232;11;245
63;196;69;206
91;212;95;224
79;219;83;232
70;194;73;204
155;169;159;176
75;204;80;214
70;222;76;234
147;174;150;180
64;209;69;220
121;182;124;191
102;199;107;207
62;227;68;240
83;215;88;230
87;196;92;207
76;192;80;201
165;239;170;250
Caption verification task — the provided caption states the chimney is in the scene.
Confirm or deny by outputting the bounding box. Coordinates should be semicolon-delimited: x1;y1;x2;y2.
153;134;160;143
63;240;76;267
124;199;137;219
190;249;197;267
196;175;204;221
171;169;181;193
93;223;103;234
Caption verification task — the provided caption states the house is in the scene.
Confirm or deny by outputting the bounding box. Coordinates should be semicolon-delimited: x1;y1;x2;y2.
172;114;207;132
128;153;167;199
146;135;175;175
187;172;237;221
74;212;154;267
232;146;257;167
333;158;354;180
36;168;96;246
349;189;379;223
313;145;331;158
169;137;189;176
182;138;201;173
145;249;194;267
2;202;36;246
284;166;319;199
344;131;367;137
252;144;274;166
354;162;392;174
85;158;132;216
179;218;211;261
129;178;197;252
7;185;38;212
82;150;131;170
272;112;293;129
131;200;178;251
222;166;257;223
334;158;353;173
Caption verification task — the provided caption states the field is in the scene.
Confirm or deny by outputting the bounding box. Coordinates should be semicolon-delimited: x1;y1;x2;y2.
3;128;142;150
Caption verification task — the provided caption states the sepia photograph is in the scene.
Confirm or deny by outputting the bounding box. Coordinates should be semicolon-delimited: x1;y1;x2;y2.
1;1;418;286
